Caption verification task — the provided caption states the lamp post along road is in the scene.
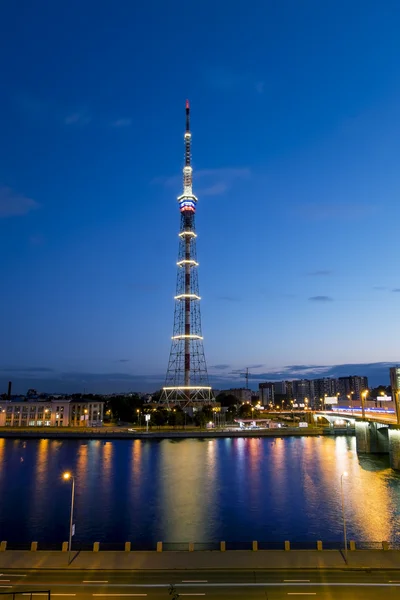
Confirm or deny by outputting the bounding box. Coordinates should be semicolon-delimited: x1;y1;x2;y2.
341;471;348;563
63;472;75;565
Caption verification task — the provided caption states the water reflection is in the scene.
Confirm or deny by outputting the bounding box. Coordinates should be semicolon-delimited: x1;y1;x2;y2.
0;436;399;544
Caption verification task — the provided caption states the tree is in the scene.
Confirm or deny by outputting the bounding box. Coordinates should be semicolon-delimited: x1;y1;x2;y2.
238;404;253;418
216;393;238;408
194;410;208;428
168;408;184;427
152;408;168;427
106;394;143;423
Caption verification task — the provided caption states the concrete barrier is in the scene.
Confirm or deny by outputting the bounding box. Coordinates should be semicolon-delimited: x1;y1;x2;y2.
317;540;323;551
349;540;356;551
0;541;6;552
382;541;389;551
93;542;100;552
220;541;226;552
156;541;162;552
31;542;38;551
252;541;258;552
125;542;131;552
284;540;290;551
189;542;194;552
61;542;68;552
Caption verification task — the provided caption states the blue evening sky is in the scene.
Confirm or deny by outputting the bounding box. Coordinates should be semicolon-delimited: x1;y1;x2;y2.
1;0;400;393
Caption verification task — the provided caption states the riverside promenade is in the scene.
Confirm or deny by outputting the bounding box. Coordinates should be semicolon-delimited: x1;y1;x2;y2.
0;425;347;440
0;548;399;570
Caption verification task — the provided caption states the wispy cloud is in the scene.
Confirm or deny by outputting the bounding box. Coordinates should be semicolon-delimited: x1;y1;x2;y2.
154;167;250;197
307;270;332;277
0;367;54;373
255;81;265;94
117;359;130;363
111;118;132;128
0;186;40;218
204;66;264;96
392;289;400;293
211;364;230;370
29;234;45;246
309;296;333;302
295;203;378;221
373;286;386;290
217;295;241;302
64;112;91;126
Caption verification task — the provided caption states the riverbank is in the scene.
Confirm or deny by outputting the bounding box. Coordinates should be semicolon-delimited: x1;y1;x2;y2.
0;425;354;440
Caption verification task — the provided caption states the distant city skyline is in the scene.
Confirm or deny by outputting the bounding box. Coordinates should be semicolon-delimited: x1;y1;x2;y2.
0;362;396;395
2;1;400;392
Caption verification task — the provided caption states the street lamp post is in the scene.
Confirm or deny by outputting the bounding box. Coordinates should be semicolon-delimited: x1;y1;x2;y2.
340;471;348;563
361;390;368;420
347;391;354;416
63;472;75;565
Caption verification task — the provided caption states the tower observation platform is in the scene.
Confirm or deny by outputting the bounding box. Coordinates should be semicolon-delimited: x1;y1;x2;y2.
160;102;215;408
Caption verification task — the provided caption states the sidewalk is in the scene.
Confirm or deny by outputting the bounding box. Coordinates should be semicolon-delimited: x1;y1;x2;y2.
0;549;400;570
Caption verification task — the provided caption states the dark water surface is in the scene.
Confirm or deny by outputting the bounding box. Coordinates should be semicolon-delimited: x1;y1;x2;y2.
0;435;399;545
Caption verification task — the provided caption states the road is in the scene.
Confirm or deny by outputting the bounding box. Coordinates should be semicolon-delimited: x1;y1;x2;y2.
331;410;397;425
2;568;400;599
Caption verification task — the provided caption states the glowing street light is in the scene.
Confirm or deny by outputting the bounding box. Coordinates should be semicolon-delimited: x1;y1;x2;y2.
63;472;75;565
341;471;349;563
361;390;369;420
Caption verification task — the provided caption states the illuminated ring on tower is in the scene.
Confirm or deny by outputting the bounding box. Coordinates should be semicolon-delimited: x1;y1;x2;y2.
163;386;212;391
171;334;204;340
179;231;197;238
174;294;201;300
177;259;199;267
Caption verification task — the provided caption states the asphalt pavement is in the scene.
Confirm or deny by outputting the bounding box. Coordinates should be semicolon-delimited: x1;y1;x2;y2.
2;568;400;599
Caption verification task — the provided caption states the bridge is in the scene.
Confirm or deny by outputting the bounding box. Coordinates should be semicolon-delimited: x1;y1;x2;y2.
315;409;400;471
262;408;400;471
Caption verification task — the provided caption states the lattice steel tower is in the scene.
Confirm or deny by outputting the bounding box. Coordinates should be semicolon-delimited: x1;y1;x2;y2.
161;101;215;407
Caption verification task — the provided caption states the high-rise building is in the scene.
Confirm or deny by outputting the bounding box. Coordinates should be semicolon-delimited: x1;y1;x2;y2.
160;102;215;407
338;376;368;402
292;379;314;406
259;382;275;405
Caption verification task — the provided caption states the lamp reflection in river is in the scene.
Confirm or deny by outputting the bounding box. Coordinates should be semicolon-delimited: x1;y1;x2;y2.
160;439;217;542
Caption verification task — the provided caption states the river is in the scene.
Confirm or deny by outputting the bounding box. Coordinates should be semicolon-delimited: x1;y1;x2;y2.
0;435;399;547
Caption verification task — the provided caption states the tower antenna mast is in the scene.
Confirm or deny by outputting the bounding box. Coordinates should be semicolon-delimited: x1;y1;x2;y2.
160;102;215;408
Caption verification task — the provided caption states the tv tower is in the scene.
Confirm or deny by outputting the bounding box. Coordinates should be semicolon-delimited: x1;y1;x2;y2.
160;101;215;407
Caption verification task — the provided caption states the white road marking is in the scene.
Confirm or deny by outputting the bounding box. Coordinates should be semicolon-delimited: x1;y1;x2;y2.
182;580;208;583
0;586;11;589
92;596;147;598
52;595;77;597
4;574;27;577
287;595;316;597
389;581;400;583
83;581;108;583
284;580;311;582
22;594;48;596
180;595;206;597
0;580;10;582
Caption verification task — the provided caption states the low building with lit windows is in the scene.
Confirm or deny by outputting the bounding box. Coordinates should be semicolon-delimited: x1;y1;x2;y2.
0;398;104;427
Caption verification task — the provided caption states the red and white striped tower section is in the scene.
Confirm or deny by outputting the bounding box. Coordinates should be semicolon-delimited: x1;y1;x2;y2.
160;101;215;407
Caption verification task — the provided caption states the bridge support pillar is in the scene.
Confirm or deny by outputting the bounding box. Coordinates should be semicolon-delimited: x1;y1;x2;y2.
388;428;400;471
355;422;389;454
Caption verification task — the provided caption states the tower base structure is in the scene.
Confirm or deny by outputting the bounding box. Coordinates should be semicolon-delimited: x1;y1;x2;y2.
160;385;215;408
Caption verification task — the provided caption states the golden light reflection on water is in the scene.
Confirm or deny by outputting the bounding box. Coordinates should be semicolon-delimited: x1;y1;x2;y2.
1;436;400;544
159;439;217;542
0;438;5;478
267;438;290;513
100;442;113;499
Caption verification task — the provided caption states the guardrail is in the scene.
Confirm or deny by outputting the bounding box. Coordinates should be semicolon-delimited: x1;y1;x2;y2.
1;540;398;552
